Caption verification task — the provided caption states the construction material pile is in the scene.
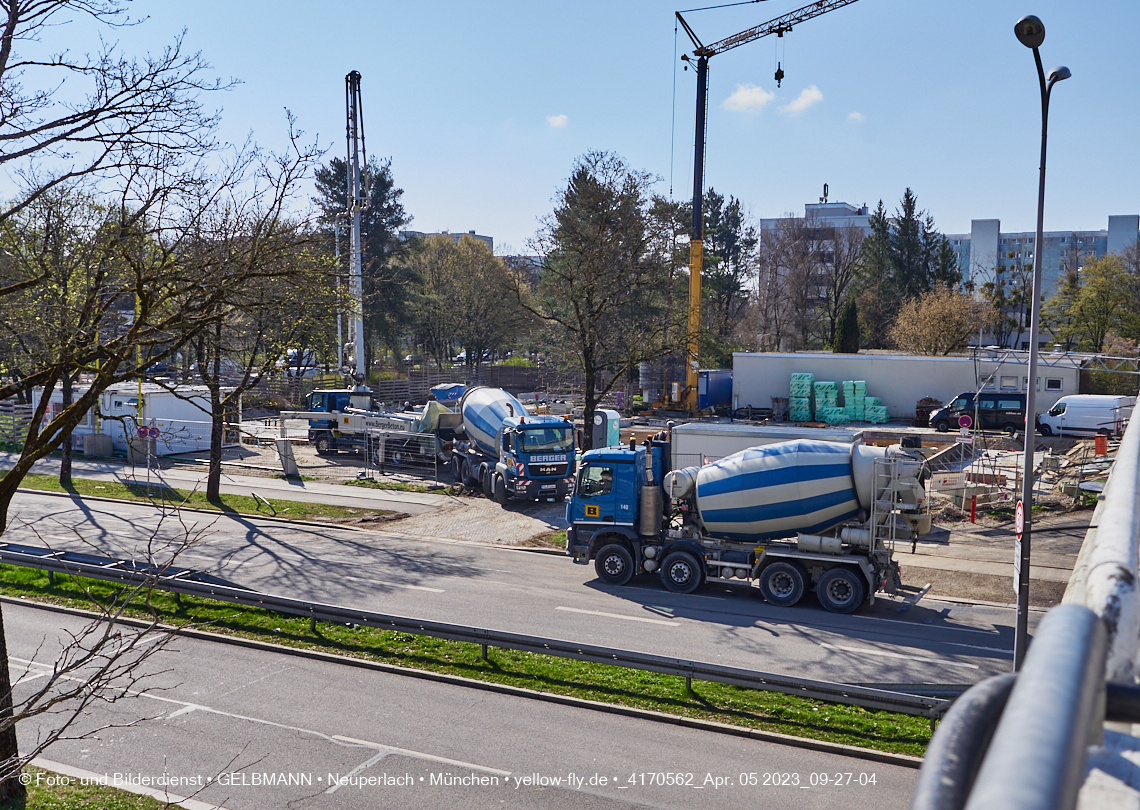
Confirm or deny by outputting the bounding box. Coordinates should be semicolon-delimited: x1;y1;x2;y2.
789;373;814;422
813;381;838;421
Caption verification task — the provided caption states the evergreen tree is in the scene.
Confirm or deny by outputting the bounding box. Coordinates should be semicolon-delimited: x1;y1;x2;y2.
834;299;860;353
312;156;412;369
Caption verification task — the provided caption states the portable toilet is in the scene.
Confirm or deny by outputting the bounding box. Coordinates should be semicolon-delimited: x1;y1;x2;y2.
591;409;621;448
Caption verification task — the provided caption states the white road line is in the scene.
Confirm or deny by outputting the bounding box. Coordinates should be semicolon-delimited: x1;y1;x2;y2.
819;642;980;670
325;748;389;794
332;735;510;777
31;757;230;810
555;606;680;626
12;671;48;686
945;641;1014;656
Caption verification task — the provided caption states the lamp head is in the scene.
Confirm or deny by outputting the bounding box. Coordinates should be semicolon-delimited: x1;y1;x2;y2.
1014;15;1045;49
1047;66;1072;83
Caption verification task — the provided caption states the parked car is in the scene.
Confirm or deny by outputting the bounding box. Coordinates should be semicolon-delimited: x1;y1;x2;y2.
930;392;1027;434
1036;395;1135;437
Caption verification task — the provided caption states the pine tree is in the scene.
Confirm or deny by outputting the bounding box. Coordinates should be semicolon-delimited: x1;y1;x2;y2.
834;299;860;353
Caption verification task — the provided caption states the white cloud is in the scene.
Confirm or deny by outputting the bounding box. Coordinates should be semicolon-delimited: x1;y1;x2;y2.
780;85;823;115
722;84;775;112
847;111;866;122
546;114;568;128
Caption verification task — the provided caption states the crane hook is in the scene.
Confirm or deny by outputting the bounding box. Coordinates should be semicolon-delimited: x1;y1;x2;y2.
774;62;784;88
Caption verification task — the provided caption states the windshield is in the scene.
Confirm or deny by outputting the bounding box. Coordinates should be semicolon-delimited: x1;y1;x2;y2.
1050;402;1066;416
519;426;574;453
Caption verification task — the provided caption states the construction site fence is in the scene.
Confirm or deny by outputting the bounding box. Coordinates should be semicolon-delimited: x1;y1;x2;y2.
0;401;33;445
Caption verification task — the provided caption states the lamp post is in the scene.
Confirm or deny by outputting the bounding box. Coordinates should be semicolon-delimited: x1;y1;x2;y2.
1013;14;1070;671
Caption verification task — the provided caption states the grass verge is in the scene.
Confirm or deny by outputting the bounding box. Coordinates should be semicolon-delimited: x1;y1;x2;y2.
9;473;395;523
343;478;460;495
5;766;167;809
0;565;932;758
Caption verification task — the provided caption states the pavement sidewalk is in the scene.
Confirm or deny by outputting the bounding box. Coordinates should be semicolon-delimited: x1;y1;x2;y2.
0;452;455;515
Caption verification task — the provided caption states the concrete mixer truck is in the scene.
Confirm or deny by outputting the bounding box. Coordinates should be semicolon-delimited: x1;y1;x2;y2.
566;438;932;613
442;386;577;505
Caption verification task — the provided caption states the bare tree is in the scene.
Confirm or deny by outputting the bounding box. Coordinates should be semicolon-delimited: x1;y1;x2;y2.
888;286;997;355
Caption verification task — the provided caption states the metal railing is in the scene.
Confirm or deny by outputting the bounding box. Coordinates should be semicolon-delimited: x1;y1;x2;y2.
0;541;949;719
912;412;1140;810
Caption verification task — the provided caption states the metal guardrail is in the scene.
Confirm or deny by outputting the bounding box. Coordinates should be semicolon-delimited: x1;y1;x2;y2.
0;542;949;719
913;413;1140;810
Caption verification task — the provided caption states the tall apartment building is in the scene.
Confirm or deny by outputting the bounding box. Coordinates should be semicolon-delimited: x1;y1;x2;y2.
946;215;1139;299
399;229;493;253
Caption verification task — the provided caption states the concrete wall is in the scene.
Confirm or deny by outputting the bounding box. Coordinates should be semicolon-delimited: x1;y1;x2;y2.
732;352;1082;421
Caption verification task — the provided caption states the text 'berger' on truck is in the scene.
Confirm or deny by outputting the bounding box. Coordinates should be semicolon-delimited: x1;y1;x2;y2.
439;386;577;505
566;438;932;613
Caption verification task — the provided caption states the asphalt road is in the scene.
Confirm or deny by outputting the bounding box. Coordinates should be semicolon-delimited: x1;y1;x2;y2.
3;491;1027;686
8;601;919;810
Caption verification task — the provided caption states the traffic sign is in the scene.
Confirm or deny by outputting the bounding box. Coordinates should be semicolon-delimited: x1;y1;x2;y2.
958;414;973;429
955;435;974;445
136;427;148;439
1015;499;1025;540
148;427;160;439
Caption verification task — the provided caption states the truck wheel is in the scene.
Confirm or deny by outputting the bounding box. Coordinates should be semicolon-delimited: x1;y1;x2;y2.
1002;423;1019;436
816;567;866;614
1038;424;1052;437
933;420;950;433
461;459;477;488
493;473;509;506
660;551;701;594
758;562;806;607
314;436;332;455
481;468;493;498
451;457;461;482
595;543;634;586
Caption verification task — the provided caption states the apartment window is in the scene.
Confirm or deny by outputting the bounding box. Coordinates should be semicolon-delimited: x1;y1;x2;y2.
1000;376;1018;390
1045;378;1063;391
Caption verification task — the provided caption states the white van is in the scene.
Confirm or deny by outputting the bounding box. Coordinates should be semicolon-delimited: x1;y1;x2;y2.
1036;395;1135;437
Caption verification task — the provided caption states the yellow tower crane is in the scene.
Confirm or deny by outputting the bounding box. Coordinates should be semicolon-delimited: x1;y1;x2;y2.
676;0;860;413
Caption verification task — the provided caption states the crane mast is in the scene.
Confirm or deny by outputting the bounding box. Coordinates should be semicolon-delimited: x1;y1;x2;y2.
676;0;858;413
345;71;367;375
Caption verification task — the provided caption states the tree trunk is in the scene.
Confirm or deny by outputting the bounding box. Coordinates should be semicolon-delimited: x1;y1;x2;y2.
582;364;597;452
206;393;224;501
59;369;73;487
0;605;25;804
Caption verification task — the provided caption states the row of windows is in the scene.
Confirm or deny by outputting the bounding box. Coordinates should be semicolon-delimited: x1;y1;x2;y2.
980;376;1064;392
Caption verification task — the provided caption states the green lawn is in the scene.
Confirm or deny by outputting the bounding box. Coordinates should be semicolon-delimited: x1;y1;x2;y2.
0;565;933;758
11;473;394;523
4;766;168;810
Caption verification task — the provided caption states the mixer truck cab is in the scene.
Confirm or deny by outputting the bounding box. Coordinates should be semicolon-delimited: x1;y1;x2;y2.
493;415;577;503
567;438;932;614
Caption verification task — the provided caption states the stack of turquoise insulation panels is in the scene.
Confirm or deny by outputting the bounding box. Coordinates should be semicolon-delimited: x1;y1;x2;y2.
813;381;838;421
818;406;850;424
789;373;814;421
865;405;889;423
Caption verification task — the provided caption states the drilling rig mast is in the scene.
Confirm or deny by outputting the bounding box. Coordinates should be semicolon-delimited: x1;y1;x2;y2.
345;70;367;375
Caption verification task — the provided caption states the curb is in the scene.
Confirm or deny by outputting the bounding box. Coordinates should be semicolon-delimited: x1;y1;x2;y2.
1;596;924;769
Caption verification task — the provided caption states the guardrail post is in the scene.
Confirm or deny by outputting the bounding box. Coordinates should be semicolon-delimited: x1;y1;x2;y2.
481;643;488;661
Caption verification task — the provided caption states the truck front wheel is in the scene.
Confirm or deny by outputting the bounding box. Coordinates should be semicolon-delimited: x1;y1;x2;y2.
758;562;806;607
595;543;634;586
660;551;702;594
816;567;866;614
493;473;509;506
314;435;332;455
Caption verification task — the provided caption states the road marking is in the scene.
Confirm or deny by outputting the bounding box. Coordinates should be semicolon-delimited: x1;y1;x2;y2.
555;606;680;626
166;705;200;719
12;671;48;686
945;641;1014;656
819;642;980;670
332;735;510;777
854;614;1000;635
325;748;389;794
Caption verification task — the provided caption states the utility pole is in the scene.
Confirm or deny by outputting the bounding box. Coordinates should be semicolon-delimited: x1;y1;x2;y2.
345;71;367;378
675;0;859;413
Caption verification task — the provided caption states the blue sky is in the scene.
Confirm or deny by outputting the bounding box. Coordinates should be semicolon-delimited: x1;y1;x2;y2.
46;0;1140;252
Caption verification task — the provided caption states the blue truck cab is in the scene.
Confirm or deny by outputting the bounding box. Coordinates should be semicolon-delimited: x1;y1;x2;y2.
566;440;708;593
492;415;576;502
306;388;370;455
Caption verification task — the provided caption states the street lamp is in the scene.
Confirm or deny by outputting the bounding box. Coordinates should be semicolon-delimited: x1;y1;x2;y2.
1013;14;1071;671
